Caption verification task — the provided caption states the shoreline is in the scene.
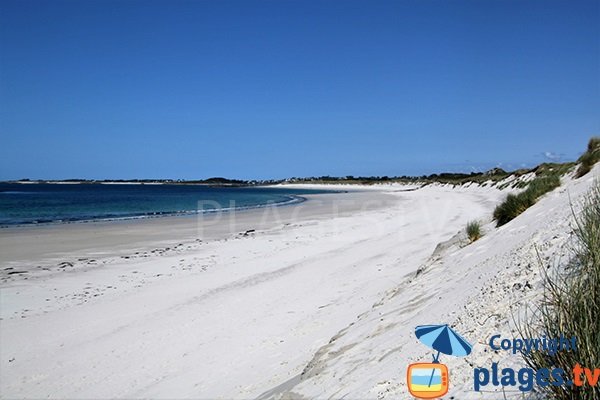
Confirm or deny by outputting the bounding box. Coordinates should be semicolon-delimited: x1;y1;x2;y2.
0;190;397;276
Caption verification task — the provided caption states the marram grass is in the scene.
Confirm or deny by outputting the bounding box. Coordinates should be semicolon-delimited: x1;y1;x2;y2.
518;181;600;400
493;175;561;227
466;221;482;242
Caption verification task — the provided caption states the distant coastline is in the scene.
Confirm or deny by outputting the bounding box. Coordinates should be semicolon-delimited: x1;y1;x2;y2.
0;162;577;187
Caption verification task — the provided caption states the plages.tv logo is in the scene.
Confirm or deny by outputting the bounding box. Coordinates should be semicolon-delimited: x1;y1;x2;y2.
407;324;473;399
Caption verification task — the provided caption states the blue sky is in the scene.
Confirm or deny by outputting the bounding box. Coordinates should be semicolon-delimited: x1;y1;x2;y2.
1;0;598;180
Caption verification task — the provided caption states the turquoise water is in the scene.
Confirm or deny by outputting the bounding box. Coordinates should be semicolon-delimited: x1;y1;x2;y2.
0;183;335;226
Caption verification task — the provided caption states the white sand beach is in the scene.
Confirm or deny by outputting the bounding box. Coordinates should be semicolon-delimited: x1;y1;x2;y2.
0;168;597;399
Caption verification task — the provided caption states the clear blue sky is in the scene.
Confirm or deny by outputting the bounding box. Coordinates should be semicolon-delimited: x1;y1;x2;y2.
1;0;598;180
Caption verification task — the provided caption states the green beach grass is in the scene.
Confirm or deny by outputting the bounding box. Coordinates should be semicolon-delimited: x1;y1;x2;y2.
466;221;482;242
576;137;600;178
493;174;561;227
519;181;600;399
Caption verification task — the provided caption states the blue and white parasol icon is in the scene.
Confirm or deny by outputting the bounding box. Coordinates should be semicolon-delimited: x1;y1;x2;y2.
415;324;473;387
415;324;473;361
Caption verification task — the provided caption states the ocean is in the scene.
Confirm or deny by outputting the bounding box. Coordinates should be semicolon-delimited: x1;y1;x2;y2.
0;183;335;226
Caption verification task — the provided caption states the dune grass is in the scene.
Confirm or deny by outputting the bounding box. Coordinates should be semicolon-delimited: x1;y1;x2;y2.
576;137;600;178
466;221;482;242
534;161;576;178
518;181;600;399
493;174;561;226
